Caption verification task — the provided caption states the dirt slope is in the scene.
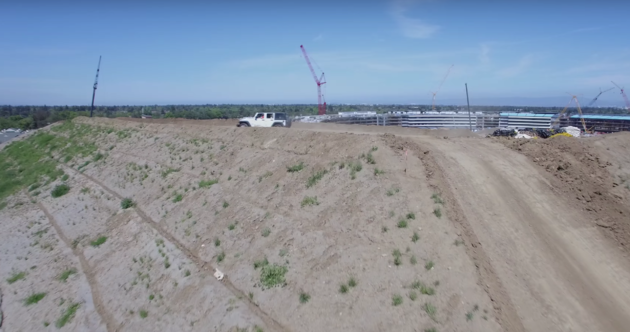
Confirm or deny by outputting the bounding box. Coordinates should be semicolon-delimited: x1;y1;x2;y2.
1;117;629;332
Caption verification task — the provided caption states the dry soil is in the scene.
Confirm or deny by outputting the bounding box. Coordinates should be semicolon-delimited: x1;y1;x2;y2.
1;118;629;332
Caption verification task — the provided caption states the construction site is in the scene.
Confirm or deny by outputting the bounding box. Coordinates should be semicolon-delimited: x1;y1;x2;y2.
2;39;630;332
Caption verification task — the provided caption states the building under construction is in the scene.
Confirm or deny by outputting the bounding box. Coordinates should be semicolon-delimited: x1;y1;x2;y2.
569;114;630;133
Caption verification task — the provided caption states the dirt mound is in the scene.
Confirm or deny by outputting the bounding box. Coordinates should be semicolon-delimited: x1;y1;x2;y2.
499;134;630;252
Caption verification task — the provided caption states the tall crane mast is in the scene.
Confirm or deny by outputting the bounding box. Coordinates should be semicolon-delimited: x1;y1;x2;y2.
586;87;614;107
300;45;327;115
431;64;454;110
552;95;587;133
611;81;630;110
90;56;102;118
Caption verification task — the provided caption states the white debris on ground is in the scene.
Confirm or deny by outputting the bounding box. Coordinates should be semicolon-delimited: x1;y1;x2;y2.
561;126;581;137
515;133;532;139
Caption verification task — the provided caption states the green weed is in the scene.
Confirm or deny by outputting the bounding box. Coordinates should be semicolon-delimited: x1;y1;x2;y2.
339;284;349;294
217;251;225;263
392;294;403;306
374;168;385;175
260;264;287;288
56;302;80;328
301;196;319;207
406;212;415;220
299;292;310;304
140;310;148;318
410;255;417;265
51;184;70;198
424;302;437;318
433;208;442;218
431;193;444;204
199;179;219;188
161;168;180;178
58;268;77;282
425;261;434;270
348;277;357;288
90;236;107;247
172;194;183;203
228;223;236;230
307;170;328;188
397;219;408;228
121;198;134;209
262;228;271;237
223;201;229;208
7;270;26;284
24;292;46;305
409;291;418;301
254;257;269;269
412;232;420;243
287;162;305;173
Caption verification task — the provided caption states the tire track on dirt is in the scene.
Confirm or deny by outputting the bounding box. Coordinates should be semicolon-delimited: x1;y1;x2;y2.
37;202;116;332
64;166;288;332
382;134;525;332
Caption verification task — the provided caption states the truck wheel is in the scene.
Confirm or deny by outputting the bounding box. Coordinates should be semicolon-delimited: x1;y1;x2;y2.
239;122;250;127
272;123;282;127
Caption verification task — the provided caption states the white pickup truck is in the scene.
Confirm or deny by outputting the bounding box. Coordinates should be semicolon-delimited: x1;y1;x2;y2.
237;112;291;128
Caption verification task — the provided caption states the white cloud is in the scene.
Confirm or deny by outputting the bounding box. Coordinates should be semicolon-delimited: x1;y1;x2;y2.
478;44;490;64
497;54;534;77
390;0;439;39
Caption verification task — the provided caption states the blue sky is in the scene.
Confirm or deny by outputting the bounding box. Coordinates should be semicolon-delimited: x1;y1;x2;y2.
1;0;629;107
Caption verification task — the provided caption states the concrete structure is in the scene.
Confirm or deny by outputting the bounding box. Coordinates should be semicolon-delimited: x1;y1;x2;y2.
499;112;556;129
570;114;630;133
401;111;478;129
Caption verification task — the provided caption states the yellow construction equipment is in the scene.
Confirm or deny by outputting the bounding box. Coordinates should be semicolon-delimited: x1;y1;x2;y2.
552;95;588;133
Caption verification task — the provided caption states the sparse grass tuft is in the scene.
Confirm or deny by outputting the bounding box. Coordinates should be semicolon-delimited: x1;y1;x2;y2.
279;248;288;257
51;184;70;198
466;311;473;321
185;270;191;277
420;284;435;296
454;239;464;246
431;193;444;204
222;201;229;208
307;170;328;188
424;302;437;317
260;264;288;288
214;237;221;246
409;291;418;301
7;270;26;284
56;303;80;328
90;236;107;247
228;223;236;230
121;198;134;209
24;292;46;305
172;194;183;203
217;251;225;263
392;294;403;306
366;152;376;165
425;328;437;332
433;207;442;218
393;249;403;266
410;255;417;265
412;232;420;243
261;228;271;237
58;268;77;282
339;284;349;294
287;162;305;173
348;277;357;288
254;257;269;269
386;187;400;196
161;167;180;178
374;168;385;176
140;310;148;318
299;292;310;304
425;260;434;270
198;179;219;188
406;212;415;220
382;225;388;233
301;196;319;207
397;219;408;228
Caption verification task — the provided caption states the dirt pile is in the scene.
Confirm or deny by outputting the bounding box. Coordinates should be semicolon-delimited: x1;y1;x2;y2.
499;134;630;252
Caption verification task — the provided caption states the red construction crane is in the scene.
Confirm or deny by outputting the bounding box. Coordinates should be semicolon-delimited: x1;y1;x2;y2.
300;45;327;115
611;81;630;110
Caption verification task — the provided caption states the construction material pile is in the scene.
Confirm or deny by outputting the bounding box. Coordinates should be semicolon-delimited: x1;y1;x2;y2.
491;128;575;139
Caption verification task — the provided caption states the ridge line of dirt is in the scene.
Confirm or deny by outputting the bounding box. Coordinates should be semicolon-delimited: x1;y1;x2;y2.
63;166;288;332
384;135;525;332
37;202;116;332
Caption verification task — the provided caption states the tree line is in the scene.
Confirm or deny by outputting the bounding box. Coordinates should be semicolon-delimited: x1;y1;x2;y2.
1;104;626;131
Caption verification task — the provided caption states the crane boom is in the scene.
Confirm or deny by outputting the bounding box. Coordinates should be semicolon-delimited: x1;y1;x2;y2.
90;56;102;118
612;81;630;110
431;65;454;110
586;87;614;107
300;45;327;115
552;95;587;133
